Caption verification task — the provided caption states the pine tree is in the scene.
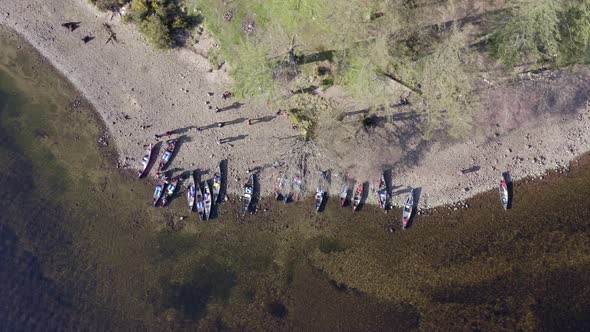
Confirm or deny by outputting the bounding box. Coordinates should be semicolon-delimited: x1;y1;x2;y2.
492;0;562;66
419;25;476;138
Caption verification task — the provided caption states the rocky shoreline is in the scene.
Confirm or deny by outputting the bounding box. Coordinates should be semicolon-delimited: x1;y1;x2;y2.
2;0;590;209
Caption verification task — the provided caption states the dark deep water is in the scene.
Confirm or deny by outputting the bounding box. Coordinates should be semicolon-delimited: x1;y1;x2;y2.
1;27;589;331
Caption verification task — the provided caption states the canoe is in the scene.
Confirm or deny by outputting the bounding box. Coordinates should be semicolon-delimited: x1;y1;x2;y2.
315;173;326;211
187;173;196;211
376;175;387;210
157;139;177;173
339;184;348;207
499;178;509;210
352;183;362;212
274;172;285;200
203;181;212;220
402;189;414;229
195;181;205;220
291;175;302;202
243;175;254;215
314;190;324;211
152;176;167;206
281;175;290;203
161;177;179;207
138;143;153;178
212;173;221;204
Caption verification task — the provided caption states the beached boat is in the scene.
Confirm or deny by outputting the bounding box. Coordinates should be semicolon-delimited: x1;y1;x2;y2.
353;183;362;212
243;175;254;215
195;181;205;220
315;173;326;211
376;175;387;210
499;177;509;210
212;173;221;204
314;190;324;211
402;189;414;229
152;176;167;206
282;176;290;203
274;172;286;200
157;139;177;173
187;173;196;211
137;143;153;178
339;184;348;207
291;175;302;202
203;181;212;220
161;176;179;207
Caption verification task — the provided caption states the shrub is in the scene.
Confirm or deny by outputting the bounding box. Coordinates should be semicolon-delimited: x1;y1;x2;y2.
558;1;590;64
491;0;561;67
335;37;391;106
129;0;149;21
419;25;476;139
140;14;174;49
490;0;590;67
287;108;316;141
91;0;126;11
127;0;197;48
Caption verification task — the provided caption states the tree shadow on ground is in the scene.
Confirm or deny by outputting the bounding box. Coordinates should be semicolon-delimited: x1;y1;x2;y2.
303;50;334;64
339;108;369;122
155;256;236;321
391;111;419;122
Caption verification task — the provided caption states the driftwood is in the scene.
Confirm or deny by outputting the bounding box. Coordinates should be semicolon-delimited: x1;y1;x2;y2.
103;23;118;44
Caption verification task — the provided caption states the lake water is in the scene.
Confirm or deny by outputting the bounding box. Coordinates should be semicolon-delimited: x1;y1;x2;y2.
1;26;589;330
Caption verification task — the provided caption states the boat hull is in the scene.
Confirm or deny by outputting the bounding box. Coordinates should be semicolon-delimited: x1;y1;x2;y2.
203;182;212;220
157;139;177;173
212;173;221;204
195;182;205;220
352;184;363;212
243;175;254;215
138;143;153;178
499;180;509;210
187;174;196;211
161;178;179;207
402;189;414;229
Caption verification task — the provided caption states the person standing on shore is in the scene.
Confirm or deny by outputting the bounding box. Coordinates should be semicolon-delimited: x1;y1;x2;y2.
154;130;173;139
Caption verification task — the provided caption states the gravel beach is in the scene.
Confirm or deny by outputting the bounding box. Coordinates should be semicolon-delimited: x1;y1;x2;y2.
2;0;590;208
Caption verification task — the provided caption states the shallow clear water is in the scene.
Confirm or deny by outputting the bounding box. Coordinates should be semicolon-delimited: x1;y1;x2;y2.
1;26;589;331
